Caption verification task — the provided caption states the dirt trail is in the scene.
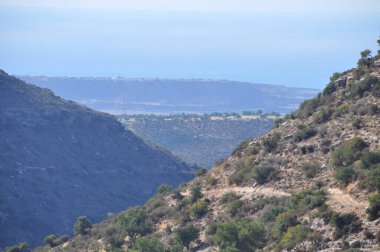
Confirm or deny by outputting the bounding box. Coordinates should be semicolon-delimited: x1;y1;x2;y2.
203;185;290;199
327;188;367;217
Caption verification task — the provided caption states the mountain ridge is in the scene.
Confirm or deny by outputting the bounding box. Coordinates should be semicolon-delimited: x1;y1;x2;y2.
17;76;319;115
0;70;195;249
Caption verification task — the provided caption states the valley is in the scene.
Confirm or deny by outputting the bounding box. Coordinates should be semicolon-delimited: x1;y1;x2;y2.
119;112;277;167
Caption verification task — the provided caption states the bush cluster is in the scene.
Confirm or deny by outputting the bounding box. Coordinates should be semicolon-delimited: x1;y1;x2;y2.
331;137;367;167
214;220;265;251
293;127;317;142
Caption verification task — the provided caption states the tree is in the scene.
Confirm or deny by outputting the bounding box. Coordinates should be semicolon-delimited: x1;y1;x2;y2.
357;49;372;68
44;235;57;247
157;183;172;195
280;225;309;250
331;137;367;167
116;207;152;238
334;166;355;185
73;216;92;235
190;185;203;203
214;220;265;252
3;243;29;252
190;200;208;218
272;211;299;239
175;224;199;249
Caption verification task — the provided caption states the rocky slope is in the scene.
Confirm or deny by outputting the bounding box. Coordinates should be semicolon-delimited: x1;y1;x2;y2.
0;71;195;249
14;45;380;252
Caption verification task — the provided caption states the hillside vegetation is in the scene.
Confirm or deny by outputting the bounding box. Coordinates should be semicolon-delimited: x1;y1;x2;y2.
5;40;380;252
118;112;276;167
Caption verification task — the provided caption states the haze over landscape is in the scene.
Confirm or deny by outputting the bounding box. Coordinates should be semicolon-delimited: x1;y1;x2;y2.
1;0;380;88
1;1;380;252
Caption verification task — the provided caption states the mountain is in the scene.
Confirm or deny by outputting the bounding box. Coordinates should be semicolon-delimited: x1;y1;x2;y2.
17;76;319;115
119;113;276;167
0;70;195;249
32;47;380;251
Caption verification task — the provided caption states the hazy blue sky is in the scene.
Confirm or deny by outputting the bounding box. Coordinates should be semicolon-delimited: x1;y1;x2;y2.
0;0;379;88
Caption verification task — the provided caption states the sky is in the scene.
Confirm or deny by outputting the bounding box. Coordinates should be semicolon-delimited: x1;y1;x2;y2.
0;0;379;89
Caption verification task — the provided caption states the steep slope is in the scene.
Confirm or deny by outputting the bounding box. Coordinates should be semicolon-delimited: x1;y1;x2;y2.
17;76;319;114
0;70;195;249
39;47;380;252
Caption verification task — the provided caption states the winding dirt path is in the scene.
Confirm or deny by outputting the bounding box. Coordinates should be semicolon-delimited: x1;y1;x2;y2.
327;188;367;217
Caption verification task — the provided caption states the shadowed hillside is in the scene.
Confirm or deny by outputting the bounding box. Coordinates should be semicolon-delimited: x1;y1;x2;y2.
0;71;195;248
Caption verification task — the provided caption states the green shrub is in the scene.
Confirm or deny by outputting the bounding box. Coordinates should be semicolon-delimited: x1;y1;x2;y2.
262;206;286;222
253;165;278;184
274;118;284;128
214;220;265;252
228;163;254;185
357;49;372;68
293;127;317;142
334;166;356;185
130;236;166;252
116;207;152;238
330;213;362;238
190;200;208;218
323;82;336;96
314;109;333;124
157;183;172;195
44;234;69;247
350;75;377;97
337;103;348;113
196;168;208;176
296;97;322;118
361;152;380;169
221;192;240;204
301;162;319;178
290;189;326;212
300;145;315;155
190;185;203;203
150;205;175;222
3;243;28;252
73;216;92;236
366;193;380;221
220;247;240;252
280;225;309;250
44;235;57;247
373;81;380;97
227;199;244;217
331;137;367;167
272;211;299;239
175;224;199;249
262;133;281;152
366;164;380;191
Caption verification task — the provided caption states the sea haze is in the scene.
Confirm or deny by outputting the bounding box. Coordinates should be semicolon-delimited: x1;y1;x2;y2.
0;8;379;89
